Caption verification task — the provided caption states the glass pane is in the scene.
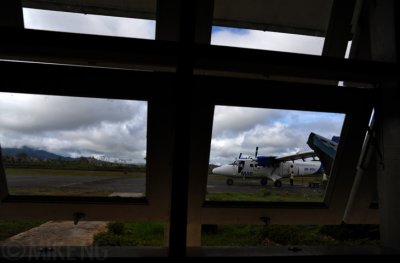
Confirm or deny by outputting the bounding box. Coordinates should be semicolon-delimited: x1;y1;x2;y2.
212;26;325;55
207;106;345;202
0;92;147;198
212;0;332;55
23;8;156;40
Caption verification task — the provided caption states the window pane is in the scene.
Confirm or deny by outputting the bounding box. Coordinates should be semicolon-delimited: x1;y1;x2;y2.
212;26;325;55
23;8;156;40
0;92;147;198
212;0;331;55
208;106;345;202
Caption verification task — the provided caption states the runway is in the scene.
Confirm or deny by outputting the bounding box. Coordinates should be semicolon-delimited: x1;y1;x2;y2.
6;173;322;196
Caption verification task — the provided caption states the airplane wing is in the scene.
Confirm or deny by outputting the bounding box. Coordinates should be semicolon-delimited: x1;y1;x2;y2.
274;151;317;162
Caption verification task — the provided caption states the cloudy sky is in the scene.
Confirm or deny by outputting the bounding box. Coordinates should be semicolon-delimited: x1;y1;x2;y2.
0;93;147;163
0;9;345;164
210;106;344;165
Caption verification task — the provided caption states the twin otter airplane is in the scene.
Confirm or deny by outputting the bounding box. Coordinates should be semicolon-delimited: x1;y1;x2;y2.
212;147;323;187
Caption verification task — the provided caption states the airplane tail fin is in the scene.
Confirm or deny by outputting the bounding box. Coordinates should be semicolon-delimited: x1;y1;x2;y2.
307;132;338;176
255;147;258;158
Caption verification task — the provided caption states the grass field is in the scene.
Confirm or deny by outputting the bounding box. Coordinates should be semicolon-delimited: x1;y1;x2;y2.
5;168;146;177
93;222;164;246
208;174;324;184
92;222;379;247
207;191;324;202
0;220;379;246
206;174;326;202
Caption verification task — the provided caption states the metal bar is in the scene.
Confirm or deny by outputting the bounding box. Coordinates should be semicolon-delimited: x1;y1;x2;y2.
0;0;24;27
0;60;374;113
0;27;397;82
322;0;356;57
168;0;196;258
194;43;397;83
0;60;174;100
22;0;157;20
0;27;178;71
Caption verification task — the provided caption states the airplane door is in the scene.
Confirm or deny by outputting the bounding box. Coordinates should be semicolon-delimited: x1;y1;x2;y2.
238;161;245;173
289;164;294;176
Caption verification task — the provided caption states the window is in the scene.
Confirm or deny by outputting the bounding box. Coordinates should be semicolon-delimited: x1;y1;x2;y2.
0;92;147;198
207;105;345;202
23;8;156;40
211;26;325;55
211;0;331;55
1;0;395;258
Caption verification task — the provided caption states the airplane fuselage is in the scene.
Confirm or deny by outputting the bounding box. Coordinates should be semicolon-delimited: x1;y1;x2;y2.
212;158;322;186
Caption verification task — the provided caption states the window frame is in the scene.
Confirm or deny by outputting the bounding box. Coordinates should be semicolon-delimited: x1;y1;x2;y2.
0;63;175;222
21;0;157;21
186;78;374;228
0;0;397;256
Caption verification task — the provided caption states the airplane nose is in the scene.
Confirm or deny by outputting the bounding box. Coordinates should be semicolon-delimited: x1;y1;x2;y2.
212;165;234;176
212;167;221;175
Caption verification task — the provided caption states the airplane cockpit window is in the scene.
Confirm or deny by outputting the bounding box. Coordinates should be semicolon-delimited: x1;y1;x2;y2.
207;105;345;202
0;92;148;198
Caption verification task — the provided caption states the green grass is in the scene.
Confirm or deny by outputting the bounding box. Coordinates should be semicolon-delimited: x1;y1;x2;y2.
93;222;164;246
202;225;263;246
5;168;145;177
207;191;324;202
208;174;325;184
0;220;45;241
202;224;379;246
92;222;379;247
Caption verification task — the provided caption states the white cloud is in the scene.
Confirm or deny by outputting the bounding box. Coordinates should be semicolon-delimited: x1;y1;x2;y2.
0;93;144;133
212;106;283;136
211;27;324;55
0;93;147;163
210;106;345;165
23;8;156;40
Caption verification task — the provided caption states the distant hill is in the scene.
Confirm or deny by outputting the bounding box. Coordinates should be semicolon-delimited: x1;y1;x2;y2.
1;146;75;161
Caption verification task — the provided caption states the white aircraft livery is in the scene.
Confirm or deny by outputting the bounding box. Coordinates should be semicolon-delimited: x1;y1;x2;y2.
212;147;323;187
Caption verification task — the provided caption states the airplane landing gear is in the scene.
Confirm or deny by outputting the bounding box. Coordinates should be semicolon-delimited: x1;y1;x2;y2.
226;178;234;185
274;180;282;187
260;178;268;186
